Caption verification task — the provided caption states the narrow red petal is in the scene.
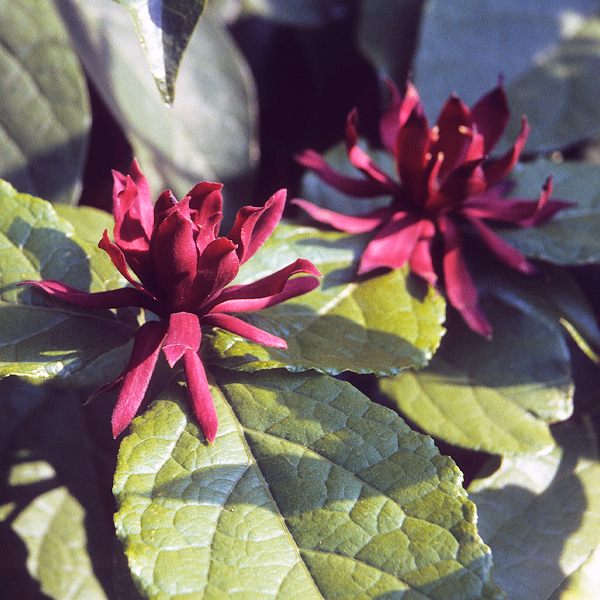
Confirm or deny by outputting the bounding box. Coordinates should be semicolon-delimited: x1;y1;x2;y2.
470;81;510;154
227;189;286;264
483;115;530;186
111;320;168;437
186;182;224;230
183;349;218;443
296;150;390;197
408;221;437;287
203;313;287;348
162;312;201;367
464;215;539;275
439;216;492;338
292;199;393;233
379;78;404;154
357;213;424;274
20;279;159;312
432;95;472;177
99;230;152;292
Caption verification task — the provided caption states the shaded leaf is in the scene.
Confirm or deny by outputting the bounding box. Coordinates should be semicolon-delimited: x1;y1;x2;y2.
498;159;600;265
205;222;446;375
0;181;137;386
469;420;600;600
56;0;258;211
412;0;598;121
504;17;600;153
0;0;90;204
114;0;207;104
378;296;572;455
113;368;504;599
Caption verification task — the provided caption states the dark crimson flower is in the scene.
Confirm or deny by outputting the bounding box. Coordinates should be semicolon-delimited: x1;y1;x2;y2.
294;79;573;338
23;161;321;442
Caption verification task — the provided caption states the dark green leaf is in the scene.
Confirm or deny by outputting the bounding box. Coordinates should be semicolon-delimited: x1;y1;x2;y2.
57;0;258;209
0;0;90;204
0;181;137;386
378;296;572;455
113;368;504;599
469;421;600;600
206;222;446;375
498;159;600;265
113;0;206;104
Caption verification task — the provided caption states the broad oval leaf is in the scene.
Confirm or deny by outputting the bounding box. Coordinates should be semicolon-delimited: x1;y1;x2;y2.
113;368;504;600
56;0;258;209
0;0;90;204
0;181;137;386
378;296;572;455
498;159;600;265
469;421;600;600
205;222;446;375
114;0;207;104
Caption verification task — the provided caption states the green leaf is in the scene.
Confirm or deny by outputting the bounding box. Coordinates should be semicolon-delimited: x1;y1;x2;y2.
411;0;598;122
504;17;600;153
2;380;114;600
497;159;600;265
205;222;446;375
469;420;600;600
0;181;137;386
114;0;207;104
548;544;600;600
53;204;115;246
113;368;504;599
0;0;90;204
378;296;571;455
57;0;258;209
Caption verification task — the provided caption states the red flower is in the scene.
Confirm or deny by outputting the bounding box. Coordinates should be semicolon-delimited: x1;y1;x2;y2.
294;79;573;338
23;161;321;442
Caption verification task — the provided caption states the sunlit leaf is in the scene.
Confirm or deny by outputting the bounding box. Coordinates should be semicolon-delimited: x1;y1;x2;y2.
0;0;90;204
114;0;206;104
469;420;600;600
0;181;137;386
113;368;504;600
378;296;572;455
205;222;446;375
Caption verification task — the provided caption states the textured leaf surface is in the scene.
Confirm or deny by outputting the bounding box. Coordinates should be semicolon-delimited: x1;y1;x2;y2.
378;296;572;455
114;0;206;104
498;159;600;265
0;0;90;204
57;0;258;208
0;181;137;385
206;222;446;375
469;421;600;600
113;368;504;600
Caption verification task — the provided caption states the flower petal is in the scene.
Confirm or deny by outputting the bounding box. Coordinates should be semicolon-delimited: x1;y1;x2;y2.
470;80;510;154
292;198;393;233
438;216;492;338
111;320;168;437
162;312;201;367
464;214;539;275
187;182;224;230
20;279;160;313
203;313;287;348
296;150;389;197
183;349;218;443
408;220;437;287
357;213;425;275
380;78;420;154
207;259;321;313
227;189;286;264
483;115;530;187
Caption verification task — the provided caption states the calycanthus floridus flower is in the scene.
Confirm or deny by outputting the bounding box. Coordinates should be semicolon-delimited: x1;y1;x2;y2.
293;79;573;338
22;161;321;442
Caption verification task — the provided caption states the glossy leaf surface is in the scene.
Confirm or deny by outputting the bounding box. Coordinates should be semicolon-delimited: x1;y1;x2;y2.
113;368;504;600
0;0;90;204
206;222;446;375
